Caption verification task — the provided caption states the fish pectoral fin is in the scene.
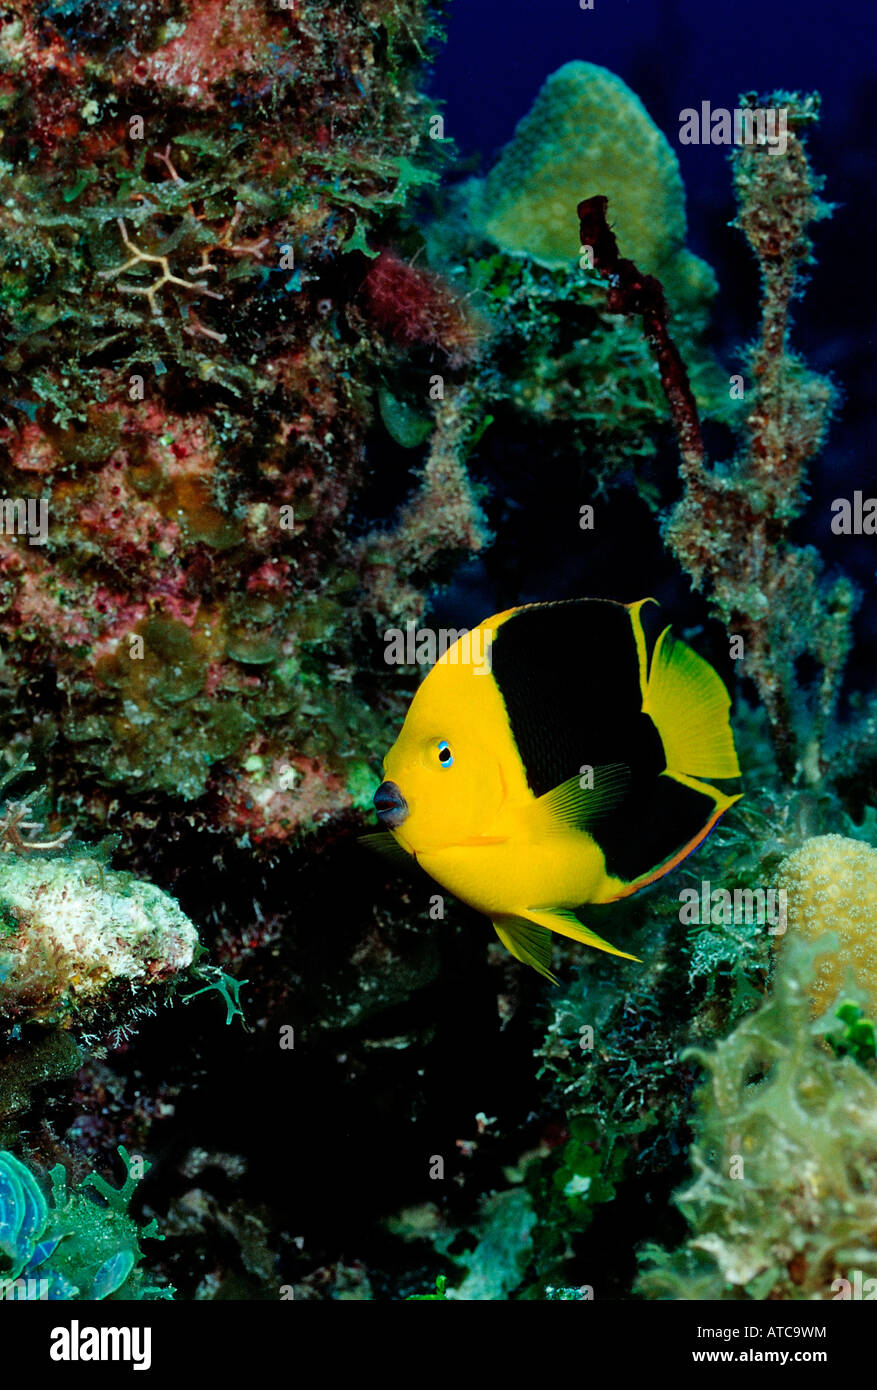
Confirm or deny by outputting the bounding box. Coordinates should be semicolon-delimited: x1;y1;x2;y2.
493;916;557;984
358;832;415;868
524;906;641;963
529;763;631;837
644;626;741;779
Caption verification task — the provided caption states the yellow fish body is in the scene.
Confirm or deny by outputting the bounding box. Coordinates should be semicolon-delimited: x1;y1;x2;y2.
368;598;741;981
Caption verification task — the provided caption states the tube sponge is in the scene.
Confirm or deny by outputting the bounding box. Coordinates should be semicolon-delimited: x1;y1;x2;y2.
478;61;686;273
777;834;877;1013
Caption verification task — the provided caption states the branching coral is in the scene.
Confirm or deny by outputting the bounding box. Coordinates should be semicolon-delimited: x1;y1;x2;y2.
660;95;851;778
580;95;855;780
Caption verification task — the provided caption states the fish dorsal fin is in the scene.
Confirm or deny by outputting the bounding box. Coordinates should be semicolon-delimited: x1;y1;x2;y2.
627;596;659;701
523;905;641;962
529;763;631;837
358;832;415;869
493;916;558;983
643;627;741;779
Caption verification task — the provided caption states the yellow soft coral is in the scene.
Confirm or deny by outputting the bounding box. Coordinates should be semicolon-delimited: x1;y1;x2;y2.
777;834;877;1012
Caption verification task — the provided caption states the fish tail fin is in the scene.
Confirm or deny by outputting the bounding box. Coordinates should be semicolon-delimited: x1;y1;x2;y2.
522;906;640;963
643;626;741;780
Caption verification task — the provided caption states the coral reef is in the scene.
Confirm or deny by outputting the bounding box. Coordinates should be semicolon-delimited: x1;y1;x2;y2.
460;252;726;507
0;1145;172;1299
777;834;877;1013
380;775;807;1299
0;0;486;847
0;0;871;1311
364;79;877;1303
0;846;198;1030
637;943;877;1301
660;94;854;778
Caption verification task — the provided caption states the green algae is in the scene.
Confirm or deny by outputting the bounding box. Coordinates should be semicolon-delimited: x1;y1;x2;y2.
0;1145;173;1300
637;941;877;1301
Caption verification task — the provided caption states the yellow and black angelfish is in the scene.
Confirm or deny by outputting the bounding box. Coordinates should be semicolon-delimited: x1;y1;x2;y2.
366;598;742;982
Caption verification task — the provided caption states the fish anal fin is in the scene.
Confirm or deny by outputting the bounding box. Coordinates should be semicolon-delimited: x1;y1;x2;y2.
493;916;557;983
530;763;631;838
644;627;741;779
524;906;640;963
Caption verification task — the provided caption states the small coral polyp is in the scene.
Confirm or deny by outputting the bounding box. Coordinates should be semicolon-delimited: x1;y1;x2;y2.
777;834;877;1013
0;849;198;1029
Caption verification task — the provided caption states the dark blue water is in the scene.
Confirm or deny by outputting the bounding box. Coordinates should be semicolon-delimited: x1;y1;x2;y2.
428;0;876;674
429;0;876;271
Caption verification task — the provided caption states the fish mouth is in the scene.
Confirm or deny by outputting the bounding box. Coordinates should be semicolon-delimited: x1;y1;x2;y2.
374;780;409;829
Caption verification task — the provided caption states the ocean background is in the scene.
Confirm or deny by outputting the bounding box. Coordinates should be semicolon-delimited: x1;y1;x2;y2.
426;0;876;680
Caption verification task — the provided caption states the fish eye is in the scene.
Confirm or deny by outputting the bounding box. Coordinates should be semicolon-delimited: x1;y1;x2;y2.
437;739;454;769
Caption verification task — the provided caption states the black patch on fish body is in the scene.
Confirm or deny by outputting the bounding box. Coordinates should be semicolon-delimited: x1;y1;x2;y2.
597;773;718;882
490;599;724;884
490;600;661;795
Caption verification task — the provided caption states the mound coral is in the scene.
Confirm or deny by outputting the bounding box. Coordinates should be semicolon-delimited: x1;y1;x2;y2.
0;1145;172;1299
777;834;877;1013
423;63;727;514
480;61;682;267
467;61;715;318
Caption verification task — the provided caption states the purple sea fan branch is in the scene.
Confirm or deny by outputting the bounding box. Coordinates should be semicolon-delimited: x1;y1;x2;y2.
577;194;706;481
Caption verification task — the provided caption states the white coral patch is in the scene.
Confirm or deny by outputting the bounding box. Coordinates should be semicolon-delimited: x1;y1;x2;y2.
0;854;198;1016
